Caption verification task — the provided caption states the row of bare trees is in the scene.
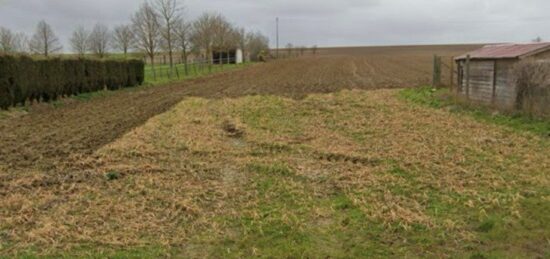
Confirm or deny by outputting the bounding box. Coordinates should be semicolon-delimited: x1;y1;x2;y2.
67;23;125;59
129;1;269;75
1;21;63;56
283;43;319;57
0;0;270;75
0;20;134;58
0;27;28;53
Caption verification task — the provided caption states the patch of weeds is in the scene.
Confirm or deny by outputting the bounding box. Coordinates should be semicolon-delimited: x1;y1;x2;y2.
249;142;293;157
175;144;189;153
208;162;316;258
471;110;550;137
400;87;550;136
238;96;303;136
144;63;252;86
105;171;120;181
2;244;173;258
72;90;110;101
332;194;355;211
400;86;444;108
312;194;405;257
388;163;414;180
349;131;370;143
426;196;459;218
477;218;495;233
246;162;294;177
51;100;64;108
0;106;29;120
479;191;550;247
469;252;488;259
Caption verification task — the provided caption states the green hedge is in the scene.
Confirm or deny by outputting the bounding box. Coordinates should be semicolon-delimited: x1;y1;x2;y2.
0;55;145;109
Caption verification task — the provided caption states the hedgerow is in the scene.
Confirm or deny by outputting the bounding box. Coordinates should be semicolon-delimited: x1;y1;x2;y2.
0;55;144;109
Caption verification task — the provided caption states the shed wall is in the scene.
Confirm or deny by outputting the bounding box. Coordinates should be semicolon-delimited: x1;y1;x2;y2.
533;50;550;60
459;60;494;105
457;59;517;109
455;48;550;116
493;60;516;108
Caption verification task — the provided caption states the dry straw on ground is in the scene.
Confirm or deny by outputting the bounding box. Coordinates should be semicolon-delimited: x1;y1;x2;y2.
1;89;548;257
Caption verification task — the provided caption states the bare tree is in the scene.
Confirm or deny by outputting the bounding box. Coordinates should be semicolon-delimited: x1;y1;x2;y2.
299;46;306;56
88;23;110;58
225;27;242;63
311;45;318;55
246;31;269;61
175;18;191;75
70;26;89;57
132;2;161;75
0;27;19;53
14;32;29;53
29;20;62;56
191;13;221;67
216;18;235;64
154;0;182;74
112;24;134;57
532;36;543;43
286;43;293;57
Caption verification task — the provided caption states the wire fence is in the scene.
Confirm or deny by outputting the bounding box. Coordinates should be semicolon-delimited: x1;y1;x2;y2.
144;57;243;83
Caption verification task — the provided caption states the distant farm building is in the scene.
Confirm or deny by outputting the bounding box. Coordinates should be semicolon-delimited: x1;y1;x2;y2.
213;48;243;64
147;48;244;65
455;43;550;109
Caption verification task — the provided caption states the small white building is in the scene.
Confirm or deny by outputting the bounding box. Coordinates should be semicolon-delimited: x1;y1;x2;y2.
212;48;244;64
236;49;243;64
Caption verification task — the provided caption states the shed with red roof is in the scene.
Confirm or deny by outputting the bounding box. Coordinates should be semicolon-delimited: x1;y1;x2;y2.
454;43;550;109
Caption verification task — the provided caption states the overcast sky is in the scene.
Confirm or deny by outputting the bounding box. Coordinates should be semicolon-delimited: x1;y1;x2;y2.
0;0;548;51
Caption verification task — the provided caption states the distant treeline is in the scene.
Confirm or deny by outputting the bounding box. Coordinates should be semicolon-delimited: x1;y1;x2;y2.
0;55;144;109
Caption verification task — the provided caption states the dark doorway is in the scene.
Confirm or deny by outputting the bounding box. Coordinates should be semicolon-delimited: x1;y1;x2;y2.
212;50;237;64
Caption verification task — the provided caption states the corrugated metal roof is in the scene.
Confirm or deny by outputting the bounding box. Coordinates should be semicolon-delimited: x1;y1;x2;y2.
455;42;550;60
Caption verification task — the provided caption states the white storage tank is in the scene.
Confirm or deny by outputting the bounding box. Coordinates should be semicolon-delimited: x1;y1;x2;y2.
236;49;243;64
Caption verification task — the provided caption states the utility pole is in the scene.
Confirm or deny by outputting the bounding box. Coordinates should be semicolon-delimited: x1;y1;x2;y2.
276;17;279;58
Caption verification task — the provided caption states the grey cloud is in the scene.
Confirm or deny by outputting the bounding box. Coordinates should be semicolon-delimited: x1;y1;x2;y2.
0;0;549;51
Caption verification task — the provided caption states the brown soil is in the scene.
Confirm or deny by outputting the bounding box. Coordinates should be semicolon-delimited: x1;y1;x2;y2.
0;44;481;172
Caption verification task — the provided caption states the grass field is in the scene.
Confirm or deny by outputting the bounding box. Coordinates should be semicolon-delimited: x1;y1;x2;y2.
0;45;548;258
400;87;550;137
144;62;248;85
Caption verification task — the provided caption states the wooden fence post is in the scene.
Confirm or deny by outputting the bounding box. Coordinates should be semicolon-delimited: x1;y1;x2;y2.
433;55;437;88
450;57;455;91
433;55;442;88
491;60;497;105
465;55;471;100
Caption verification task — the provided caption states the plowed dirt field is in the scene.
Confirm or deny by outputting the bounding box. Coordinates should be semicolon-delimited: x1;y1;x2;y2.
0;45;480;172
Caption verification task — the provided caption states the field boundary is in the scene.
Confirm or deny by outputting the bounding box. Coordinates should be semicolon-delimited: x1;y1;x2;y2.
400;86;550;136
